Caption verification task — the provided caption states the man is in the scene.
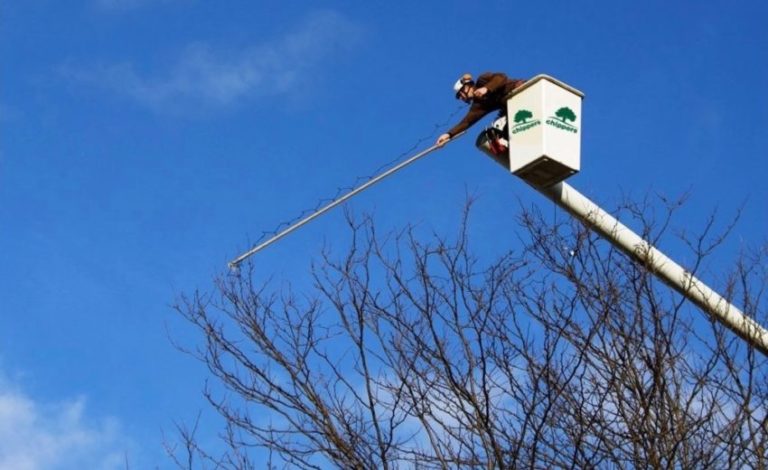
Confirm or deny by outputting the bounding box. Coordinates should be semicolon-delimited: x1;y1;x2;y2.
435;72;525;147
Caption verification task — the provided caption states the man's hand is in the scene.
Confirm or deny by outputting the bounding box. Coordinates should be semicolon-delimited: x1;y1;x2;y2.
473;87;488;98
436;133;451;147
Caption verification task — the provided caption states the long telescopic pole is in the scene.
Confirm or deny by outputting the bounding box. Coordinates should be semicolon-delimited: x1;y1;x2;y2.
228;135;462;269
537;181;768;356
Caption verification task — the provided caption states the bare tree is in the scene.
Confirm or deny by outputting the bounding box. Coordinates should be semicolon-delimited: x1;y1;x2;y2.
172;196;768;469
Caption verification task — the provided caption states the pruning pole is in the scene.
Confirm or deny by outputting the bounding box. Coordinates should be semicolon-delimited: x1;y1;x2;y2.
228;134;463;269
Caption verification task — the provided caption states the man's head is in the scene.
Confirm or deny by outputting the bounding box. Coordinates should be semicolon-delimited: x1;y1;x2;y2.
453;73;475;103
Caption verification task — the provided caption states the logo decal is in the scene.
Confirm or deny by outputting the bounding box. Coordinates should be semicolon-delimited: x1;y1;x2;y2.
510;109;541;134
546;107;578;133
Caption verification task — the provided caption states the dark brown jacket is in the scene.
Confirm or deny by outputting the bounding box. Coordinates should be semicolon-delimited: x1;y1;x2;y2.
447;72;524;137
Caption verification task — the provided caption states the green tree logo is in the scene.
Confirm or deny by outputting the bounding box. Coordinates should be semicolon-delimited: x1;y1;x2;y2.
554;107;577;123
514;109;533;124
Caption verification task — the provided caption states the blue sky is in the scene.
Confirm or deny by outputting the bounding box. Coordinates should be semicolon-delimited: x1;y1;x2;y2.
2;0;767;467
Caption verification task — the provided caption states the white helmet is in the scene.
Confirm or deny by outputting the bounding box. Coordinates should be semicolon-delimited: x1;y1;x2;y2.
453;73;474;98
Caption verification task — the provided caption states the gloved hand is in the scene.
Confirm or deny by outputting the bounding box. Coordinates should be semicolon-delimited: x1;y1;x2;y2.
436;133;451;147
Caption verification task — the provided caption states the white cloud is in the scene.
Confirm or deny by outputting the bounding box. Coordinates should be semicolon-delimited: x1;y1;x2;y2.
0;378;129;470
62;10;364;114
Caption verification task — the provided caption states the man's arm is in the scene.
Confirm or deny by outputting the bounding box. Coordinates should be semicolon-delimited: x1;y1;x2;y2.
447;105;490;137
436;105;490;146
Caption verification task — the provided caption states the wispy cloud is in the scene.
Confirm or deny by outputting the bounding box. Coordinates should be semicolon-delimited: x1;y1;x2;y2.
61;10;364;114
0;376;129;470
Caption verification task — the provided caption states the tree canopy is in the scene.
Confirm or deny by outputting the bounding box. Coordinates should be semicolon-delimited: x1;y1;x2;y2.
171;198;768;469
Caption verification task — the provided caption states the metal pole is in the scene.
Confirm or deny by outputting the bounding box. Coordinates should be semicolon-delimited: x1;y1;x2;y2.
537;181;768;356
228;136;463;269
